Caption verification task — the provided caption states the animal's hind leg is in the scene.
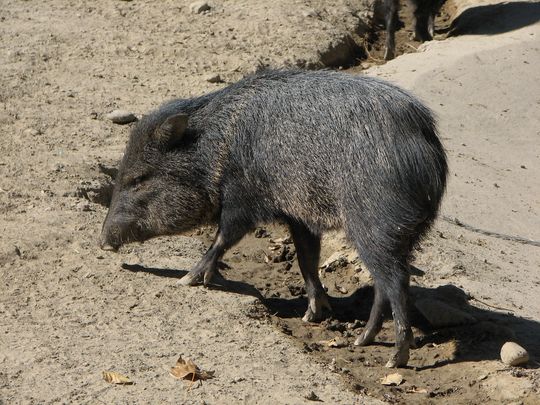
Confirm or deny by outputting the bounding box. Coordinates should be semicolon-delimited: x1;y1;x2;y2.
355;281;386;346
288;219;331;322
350;228;414;367
383;266;413;367
384;0;399;60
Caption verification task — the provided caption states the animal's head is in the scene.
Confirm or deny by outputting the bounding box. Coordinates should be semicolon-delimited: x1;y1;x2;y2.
99;112;213;251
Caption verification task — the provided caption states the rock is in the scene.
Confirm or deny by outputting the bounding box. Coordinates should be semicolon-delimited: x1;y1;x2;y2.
75;200;91;212
268;245;295;263
205;74;223;83
190;1;211;14
320;252;348;272
305;391;320;401
500;342;529;366
269;236;293;245
415;298;477;327
302;9;319;18
254;227;270;238
24;128;42;136
334;283;348;294
346;319;365;330
105;110;137;125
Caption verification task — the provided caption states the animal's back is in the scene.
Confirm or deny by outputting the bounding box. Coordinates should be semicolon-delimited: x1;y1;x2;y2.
208;70;447;235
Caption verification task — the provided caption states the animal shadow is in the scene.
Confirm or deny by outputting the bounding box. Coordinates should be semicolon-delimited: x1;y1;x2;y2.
122;262;538;369
264;283;539;369
449;1;540;36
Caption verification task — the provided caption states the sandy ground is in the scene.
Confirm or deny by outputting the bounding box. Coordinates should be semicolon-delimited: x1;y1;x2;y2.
1;0;539;404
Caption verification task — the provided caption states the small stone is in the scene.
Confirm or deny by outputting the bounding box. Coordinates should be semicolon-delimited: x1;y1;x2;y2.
334;283;348;294
254;227;269;238
76;200;91;212
346;319;365;330
302;8;319;18
320;252;348;272
190;1;211;14
24;128;42;136
105;110;137;125
205;74;223;83
305;391;321;401
500;342;529;366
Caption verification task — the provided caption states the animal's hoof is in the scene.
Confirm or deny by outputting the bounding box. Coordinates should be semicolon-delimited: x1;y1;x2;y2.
302;302;332;323
302;308;319;323
203;269;226;286
177;272;201;286
354;330;374;347
385;351;409;368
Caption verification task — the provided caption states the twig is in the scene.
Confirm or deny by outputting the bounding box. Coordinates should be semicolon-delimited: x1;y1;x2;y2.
442;215;540;247
469;296;515;313
361;42;385;64
405;43;419;51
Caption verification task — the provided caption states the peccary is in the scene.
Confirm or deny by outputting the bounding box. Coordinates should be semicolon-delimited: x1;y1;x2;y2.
381;0;446;60
100;70;448;367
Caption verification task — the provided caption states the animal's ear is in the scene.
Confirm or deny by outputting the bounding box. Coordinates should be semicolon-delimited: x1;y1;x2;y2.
154;113;189;148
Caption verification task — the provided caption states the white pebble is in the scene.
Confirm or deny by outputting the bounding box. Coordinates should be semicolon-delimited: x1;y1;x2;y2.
105;110;137;125
190;1;211;14
500;342;529;366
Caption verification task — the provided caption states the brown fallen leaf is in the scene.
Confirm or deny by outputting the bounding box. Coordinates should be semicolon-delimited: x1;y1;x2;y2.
381;373;404;386
102;371;133;385
170;356;215;382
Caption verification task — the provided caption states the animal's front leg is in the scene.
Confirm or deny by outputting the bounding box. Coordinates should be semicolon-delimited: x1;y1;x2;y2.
178;209;252;286
177;240;223;286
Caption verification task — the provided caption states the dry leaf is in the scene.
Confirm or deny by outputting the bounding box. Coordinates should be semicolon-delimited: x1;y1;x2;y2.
319;337;347;348
102;371;133;385
170;356;215;382
381;373;403;386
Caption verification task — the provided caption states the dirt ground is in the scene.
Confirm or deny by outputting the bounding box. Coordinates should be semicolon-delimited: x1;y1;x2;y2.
1;0;539;404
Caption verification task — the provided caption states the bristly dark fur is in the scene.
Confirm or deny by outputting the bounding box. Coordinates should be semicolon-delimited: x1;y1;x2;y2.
100;69;448;368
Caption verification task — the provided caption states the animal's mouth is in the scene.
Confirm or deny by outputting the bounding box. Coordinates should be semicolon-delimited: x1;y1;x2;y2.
100;242;119;252
99;227;156;252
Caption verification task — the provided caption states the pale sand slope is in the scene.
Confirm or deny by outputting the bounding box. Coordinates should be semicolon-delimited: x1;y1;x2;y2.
365;0;540;319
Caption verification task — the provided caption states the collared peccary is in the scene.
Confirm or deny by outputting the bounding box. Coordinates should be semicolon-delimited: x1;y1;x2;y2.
100;69;447;367
382;0;446;60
